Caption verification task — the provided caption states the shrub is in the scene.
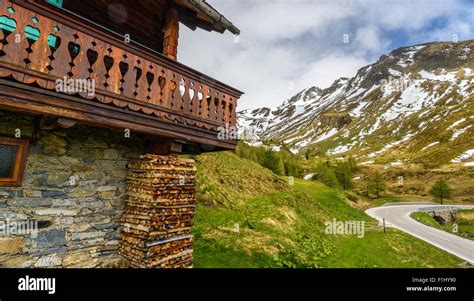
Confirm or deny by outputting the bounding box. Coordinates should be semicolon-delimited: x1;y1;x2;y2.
367;171;386;199
235;142;302;177
334;161;354;190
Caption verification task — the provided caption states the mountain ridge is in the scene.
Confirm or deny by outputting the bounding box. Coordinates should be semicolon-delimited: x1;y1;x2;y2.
238;40;474;167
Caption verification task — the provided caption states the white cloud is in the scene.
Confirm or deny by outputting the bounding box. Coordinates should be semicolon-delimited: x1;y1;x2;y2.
426;21;472;42
178;0;474;111
355;26;390;54
234;1;355;44
298;55;370;90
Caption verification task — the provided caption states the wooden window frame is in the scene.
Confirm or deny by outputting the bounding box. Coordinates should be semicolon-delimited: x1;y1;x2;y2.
0;136;30;187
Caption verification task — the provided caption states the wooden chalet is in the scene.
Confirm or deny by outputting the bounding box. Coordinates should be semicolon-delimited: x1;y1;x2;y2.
0;0;242;152
0;0;241;268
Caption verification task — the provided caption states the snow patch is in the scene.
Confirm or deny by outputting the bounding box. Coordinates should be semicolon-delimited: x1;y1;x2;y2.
327;144;352;155
350;101;368;117
419;70;457;82
451;125;472;141
451;149;474;163
381;84;430;122
447;118;466;130
397;45;425;68
388;69;402;77
269;145;281;152
421;141;439;151
315;128;339;143
367;134;413;158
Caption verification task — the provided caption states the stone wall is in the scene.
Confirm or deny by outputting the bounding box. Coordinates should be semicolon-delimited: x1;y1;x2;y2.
0;110;145;267
426;210;456;224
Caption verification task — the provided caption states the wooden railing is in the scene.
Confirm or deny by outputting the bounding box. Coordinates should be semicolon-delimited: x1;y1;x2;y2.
0;0;242;135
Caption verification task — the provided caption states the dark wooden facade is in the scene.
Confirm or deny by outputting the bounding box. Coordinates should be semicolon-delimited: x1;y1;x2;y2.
61;0;166;53
0;0;242;151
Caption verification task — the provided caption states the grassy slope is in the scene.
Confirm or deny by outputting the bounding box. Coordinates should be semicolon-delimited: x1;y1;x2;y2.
456;210;474;240
191;152;463;268
411;210;474;241
411;212;442;229
351;164;474;204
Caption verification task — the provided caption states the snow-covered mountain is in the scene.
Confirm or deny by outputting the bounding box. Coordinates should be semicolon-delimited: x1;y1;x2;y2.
238;40;474;166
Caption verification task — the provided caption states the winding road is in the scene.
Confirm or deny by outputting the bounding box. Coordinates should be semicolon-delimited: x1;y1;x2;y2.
366;203;474;263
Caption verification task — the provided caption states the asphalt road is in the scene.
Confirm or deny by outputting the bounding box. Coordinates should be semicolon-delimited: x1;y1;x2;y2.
366;203;474;263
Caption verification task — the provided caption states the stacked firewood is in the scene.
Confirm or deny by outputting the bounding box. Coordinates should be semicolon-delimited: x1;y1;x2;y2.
119;155;196;268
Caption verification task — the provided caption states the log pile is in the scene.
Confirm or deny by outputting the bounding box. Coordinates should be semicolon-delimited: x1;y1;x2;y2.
119;155;196;268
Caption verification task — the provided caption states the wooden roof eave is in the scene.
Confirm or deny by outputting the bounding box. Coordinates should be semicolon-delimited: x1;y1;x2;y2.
172;0;240;35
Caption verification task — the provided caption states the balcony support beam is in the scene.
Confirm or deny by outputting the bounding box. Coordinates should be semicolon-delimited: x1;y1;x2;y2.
39;117;77;130
145;138;184;155
0;79;237;151
164;7;180;61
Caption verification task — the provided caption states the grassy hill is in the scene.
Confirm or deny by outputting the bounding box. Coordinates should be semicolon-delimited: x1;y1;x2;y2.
189;152;464;268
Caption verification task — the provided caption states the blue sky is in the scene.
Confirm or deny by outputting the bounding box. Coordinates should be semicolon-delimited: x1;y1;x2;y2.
179;0;474;111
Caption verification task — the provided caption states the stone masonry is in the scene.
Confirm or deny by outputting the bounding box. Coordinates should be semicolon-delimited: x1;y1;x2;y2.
0;110;145;268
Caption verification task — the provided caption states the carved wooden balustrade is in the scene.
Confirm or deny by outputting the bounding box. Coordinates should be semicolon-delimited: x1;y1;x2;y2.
0;0;242;150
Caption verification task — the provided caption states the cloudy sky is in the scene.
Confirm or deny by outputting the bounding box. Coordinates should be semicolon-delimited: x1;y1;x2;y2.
178;0;474;111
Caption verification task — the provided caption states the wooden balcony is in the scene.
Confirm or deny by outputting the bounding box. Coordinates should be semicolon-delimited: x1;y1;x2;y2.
0;0;243;151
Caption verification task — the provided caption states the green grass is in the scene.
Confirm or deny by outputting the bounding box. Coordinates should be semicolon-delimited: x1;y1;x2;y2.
324;229;461;268
457;224;474;240
192;152;464;268
410;212;442;229
455;208;474;240
409;209;474;241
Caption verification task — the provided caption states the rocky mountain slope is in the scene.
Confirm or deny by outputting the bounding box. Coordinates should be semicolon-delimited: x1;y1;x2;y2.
238;40;474;167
